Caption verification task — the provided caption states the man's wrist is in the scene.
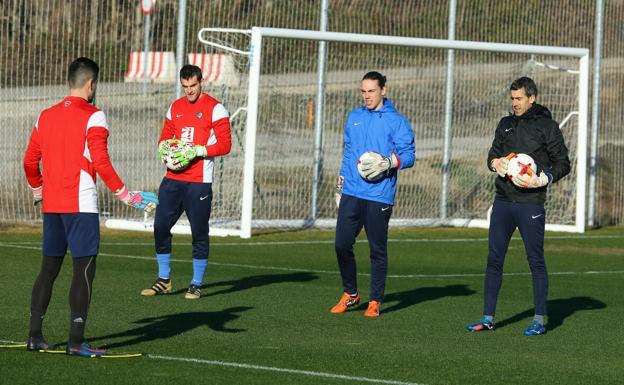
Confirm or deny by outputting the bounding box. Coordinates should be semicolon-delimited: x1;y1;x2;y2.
194;145;207;157
115;186;129;201
389;153;400;169
489;158;497;172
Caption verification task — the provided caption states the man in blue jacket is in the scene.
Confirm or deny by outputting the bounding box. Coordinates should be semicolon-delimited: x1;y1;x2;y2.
330;71;415;317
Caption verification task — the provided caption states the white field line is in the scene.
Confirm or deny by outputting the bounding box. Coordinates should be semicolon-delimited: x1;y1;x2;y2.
0;339;423;385
148;354;424;385
1;242;623;279
3;233;624;247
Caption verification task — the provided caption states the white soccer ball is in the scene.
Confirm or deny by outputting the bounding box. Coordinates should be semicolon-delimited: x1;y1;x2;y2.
357;151;385;182
506;153;537;179
164;140;192;171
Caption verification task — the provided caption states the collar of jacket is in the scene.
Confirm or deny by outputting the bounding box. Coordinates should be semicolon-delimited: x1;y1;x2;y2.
510;103;552;121
360;98;398;115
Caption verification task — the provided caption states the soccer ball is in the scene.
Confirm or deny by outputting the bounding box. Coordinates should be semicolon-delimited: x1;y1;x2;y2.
506;153;536;179
357;151;385;182
164;140;193;171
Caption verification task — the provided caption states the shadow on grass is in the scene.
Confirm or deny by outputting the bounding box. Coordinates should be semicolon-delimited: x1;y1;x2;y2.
90;307;252;349
171;272;319;297
495;296;607;330
366;284;476;314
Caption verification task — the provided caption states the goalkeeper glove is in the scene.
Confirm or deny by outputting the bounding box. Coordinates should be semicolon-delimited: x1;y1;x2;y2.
490;153;516;178
360;153;399;180
168;144;207;166
31;185;42;206
115;186;159;213
335;176;344;208
158;139;174;163
511;168;551;189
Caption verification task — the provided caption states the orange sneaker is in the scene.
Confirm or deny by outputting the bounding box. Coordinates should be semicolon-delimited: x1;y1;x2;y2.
364;300;381;317
330;292;361;313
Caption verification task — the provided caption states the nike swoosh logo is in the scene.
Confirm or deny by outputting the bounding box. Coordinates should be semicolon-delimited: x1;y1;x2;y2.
505;127;513;132
353;122;361;126
200;195;210;201
531;214;543;219
176;114;183;118
381;207;390;211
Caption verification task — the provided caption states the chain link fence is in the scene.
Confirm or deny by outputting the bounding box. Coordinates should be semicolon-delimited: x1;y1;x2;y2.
1;0;622;228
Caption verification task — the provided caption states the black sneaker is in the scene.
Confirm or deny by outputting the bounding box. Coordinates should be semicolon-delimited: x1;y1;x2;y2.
140;278;172;296
27;336;55;351
185;284;201;300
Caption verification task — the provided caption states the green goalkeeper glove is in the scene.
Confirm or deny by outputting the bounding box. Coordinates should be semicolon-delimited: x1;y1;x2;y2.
168;144;207;166
158;140;175;163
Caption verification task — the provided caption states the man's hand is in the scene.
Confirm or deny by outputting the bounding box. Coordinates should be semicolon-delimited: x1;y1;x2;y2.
168;144;207;166
512;168;550;189
31;185;42;206
335;176;344;208
115;186;159;213
158;140;173;163
491;153;516;178
359;153;399;181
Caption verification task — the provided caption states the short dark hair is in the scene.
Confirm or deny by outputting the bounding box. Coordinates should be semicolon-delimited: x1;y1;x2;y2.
68;57;99;89
510;76;538;98
362;71;386;88
180;64;203;81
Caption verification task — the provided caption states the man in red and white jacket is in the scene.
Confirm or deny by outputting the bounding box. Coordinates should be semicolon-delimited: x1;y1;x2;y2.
141;64;231;300
23;57;158;357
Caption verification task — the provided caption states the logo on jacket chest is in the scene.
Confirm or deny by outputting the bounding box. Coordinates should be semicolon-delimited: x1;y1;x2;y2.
196;112;203;119
181;127;195;143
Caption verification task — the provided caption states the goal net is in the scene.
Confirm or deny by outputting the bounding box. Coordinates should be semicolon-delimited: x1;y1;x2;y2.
107;27;588;237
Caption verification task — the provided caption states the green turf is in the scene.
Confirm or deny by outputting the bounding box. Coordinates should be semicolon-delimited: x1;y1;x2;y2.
1;226;623;385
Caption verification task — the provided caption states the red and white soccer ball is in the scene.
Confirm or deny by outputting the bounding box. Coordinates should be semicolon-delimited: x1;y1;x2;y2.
164;140;192;171
357;151;384;182
506;153;537;179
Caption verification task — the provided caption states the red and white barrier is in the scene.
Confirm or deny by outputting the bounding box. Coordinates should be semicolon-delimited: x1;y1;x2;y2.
125;51;176;83
187;53;239;87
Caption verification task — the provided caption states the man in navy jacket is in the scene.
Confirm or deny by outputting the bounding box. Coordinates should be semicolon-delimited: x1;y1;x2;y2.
466;77;570;336
330;71;415;317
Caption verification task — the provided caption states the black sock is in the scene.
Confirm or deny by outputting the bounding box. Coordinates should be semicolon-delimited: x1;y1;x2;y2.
29;256;64;338
68;256;96;347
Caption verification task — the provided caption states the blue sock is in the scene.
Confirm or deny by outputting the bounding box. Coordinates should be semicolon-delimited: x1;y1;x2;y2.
191;258;208;286
156;253;171;279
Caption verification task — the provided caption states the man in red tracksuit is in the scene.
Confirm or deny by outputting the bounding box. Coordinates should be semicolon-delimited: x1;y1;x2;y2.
23;57;158;357
140;64;232;300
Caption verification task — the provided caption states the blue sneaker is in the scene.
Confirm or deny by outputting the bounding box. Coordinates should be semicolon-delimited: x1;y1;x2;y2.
523;320;546;336
66;342;108;358
466;316;495;332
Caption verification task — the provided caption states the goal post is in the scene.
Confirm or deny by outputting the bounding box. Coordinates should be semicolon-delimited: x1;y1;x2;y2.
238;27;589;237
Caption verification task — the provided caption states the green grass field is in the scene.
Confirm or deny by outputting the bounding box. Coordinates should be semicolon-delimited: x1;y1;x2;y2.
1;225;623;385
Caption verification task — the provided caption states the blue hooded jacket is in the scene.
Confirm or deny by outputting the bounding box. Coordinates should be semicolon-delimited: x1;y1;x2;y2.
339;98;415;205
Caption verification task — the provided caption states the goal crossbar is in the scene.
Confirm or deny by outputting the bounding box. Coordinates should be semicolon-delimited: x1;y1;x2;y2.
239;27;589;237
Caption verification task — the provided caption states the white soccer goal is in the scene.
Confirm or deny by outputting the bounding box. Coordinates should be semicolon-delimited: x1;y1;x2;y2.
106;27;589;238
